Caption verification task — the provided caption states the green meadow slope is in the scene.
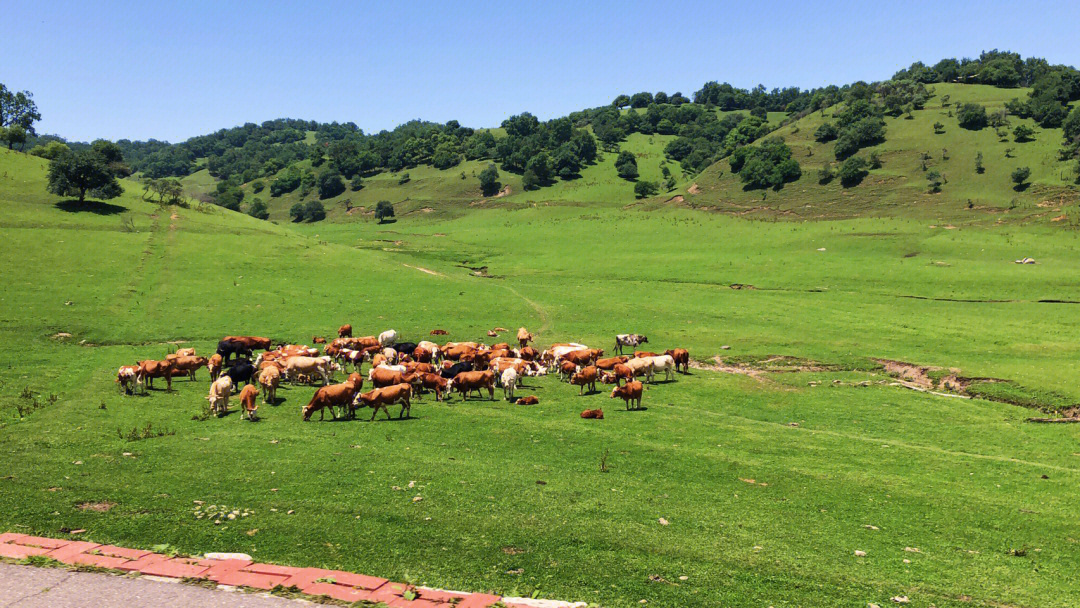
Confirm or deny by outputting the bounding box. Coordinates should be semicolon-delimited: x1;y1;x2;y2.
5;148;1080;607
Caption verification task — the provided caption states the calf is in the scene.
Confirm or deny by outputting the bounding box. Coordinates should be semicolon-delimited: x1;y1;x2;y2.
610;381;644;410
208;354;223;380
238;384;260;420
612;362;634;385
338;324;353;338
207;376;234;416
312;336;327;344
501;367;519;401
665;348;690;374
570;365;599;395
614;334;648;355
515;395;539;405
430;329;448;335
452;370;495;400
302;373;364;421
580;408;604;419
258;366;280;404
222;360;256;387
558;360;579;382
353;383;412;421
165;347;196;360
116;365;142;395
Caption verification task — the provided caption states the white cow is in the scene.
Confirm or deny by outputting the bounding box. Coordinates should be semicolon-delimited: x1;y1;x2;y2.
501;367;519;401
284;356;335;385
625;354;675;383
207;376;234;416
614;334;648;355
378;329;398;347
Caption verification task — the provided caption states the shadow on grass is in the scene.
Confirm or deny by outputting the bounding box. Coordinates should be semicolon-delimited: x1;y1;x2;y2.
55;199;127;215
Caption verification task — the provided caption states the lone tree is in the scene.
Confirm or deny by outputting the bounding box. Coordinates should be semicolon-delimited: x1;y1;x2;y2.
46;149;122;203
634;180;659;198
478;163;500;197
375;200;395;223
975;151;985;174
0;84;41;149
1012;166;1031;190
1013;125;1035;142
926;170;943;193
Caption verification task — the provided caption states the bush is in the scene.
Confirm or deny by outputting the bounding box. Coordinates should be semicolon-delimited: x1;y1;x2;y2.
615;150;638;180
350;175;364;191
303;200;326;221
317;171;345;199
250;179;265;193
247;198;269;220
270;169;302;197
1013;125;1035;142
975;151;984;174
478;163;500;197
834;117;886;160
957;103;988;130
1012;166;1031;190
933;121;944;134
817;165;835;184
375;200;395;223
29;141;70;160
732;138;802;190
837;157;869;187
398;173;410;185
522;168;540;190
813;122;838;142
634;180;659;198
289;203;305;222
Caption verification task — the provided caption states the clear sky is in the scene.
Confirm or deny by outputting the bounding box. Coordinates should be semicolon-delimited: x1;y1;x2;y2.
4;0;1079;143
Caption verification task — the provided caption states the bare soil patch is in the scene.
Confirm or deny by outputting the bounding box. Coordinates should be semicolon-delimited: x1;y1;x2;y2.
77;501;115;512
687;183;701;195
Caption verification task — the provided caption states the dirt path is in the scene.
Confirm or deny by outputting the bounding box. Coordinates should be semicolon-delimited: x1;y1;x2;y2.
402;263;443;277
499;283;551;334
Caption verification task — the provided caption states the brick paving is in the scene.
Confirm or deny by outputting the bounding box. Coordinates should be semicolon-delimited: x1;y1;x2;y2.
0;532;584;608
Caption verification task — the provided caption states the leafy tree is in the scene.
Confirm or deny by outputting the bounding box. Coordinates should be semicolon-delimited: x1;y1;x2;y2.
46;149;123;203
303;200;326;221
251;179;265;193
350;175;364;191
834;116;886;160
214;182;244;210
926;170;943;193
375;200;395;223
521;168;540;191
731;138;801;190
1063;106;1080;142
1013;124;1035;142
431;141;462;170
1;125;27;150
525;151;553;185
933;121;945;134
634;180;659;198
869;150;882;169
317;171;345;199
289;203;305;222
654;92;669;104
837;157;869;187
270;167;302;196
478;163;501;196
398;172;410;184
143;177;184;204
0;84;41;139
29;140;70;160
612;94;630;108
1011;166;1031;190
664;175;677;191
615;150;638;180
247;198;269;220
975;151;985;174
957;103;988;130
629;92;653;108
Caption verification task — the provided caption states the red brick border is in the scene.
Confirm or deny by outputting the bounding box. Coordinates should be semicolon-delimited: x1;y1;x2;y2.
0;532;575;608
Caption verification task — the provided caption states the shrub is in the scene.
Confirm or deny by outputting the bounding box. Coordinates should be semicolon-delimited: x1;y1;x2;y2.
317;171;345;199
933;121;944;134
926;170;943;193
478;163;501;196
813;122;838;142
29;141;70;160
634;180;659;198
732;138;801;191
270;169;302;196
289;203;305;222
817;165;834;184
247;198;269;220
303;200;326;222
975;151;984;174
250;179;265;193
615;151;638;180
837;157;869;187
375;200;395;223
957;103;988;130
1011;166;1031;190
1013;125;1035;142
350;175;364;191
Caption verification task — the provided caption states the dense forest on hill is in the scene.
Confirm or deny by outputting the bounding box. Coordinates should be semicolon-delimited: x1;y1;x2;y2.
8;50;1080;220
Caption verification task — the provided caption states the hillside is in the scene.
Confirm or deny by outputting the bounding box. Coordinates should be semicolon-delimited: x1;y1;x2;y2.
686;84;1079;220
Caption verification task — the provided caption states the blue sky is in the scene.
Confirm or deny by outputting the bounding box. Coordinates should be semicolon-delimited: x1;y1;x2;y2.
4;0;1079;142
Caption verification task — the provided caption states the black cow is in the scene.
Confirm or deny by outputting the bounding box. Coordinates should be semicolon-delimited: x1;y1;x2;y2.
440;360;473;379
222;360;256;386
216;339;252;364
393;342;419;356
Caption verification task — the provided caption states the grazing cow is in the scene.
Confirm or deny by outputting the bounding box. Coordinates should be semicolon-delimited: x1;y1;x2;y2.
440;360;473;379
612;362;635;385
516;327;533;348
302;373;365;421
338;324;353;338
216;339;252;364
501;367;519;400
208;354;223;381
378;329;398;347
313;336;327;344
369;367;420;389
412;346;433;363
418;373;448;402
137;359;176;391
222;360;257;386
570;365;599;395
516;395;539;405
634;351;658;358
558;360;579;381
170;355;208;381
116;365;142;394
600;371;617;384
393;342;419;358
596;356;629;370
519;346;539;361
207;376;234;416
452;370;495;400
580;408;604;419
430;329;448;335
611;381;644;410
258;366;280;404
238;384;259;421
405;362;435;375
340;349;368;372
443;344;476;361
371;353;388;368
284;356;335;385
544;344;588;365
562;348;603;366
224;336;273;350
626;355;675;383
614;334;648;355
665;348;690;374
353;383;413;421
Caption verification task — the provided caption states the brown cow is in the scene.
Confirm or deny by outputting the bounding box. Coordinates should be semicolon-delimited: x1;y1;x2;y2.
452;370;495;400
354;383;412;420
633;351;658;358
612;363;634;386
491;342;510;351
418;373;448;401
170;355;209;381
558;360;579;381
224;336;273;350
430;329;448;335
405;362;435;375
580;408;604;419
370;367;420;389
165;347;196;360
571;365;599;395
516;327;533;348
302;373;364;421
208;354;223;380
519;346;539;361
239;384;260;420
610;381;643;410
443;345;476;361
258;366;280;404
338;324;353;338
595;356;629;370
515;395;539;405
562;349;603;366
665;348;690;374
137;359;176;390
313;336;327;344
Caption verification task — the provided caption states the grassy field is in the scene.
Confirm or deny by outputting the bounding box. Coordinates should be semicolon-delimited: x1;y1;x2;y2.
4;143;1080;608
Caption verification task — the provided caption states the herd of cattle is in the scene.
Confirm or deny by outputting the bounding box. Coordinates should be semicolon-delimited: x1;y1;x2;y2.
115;327;690;422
